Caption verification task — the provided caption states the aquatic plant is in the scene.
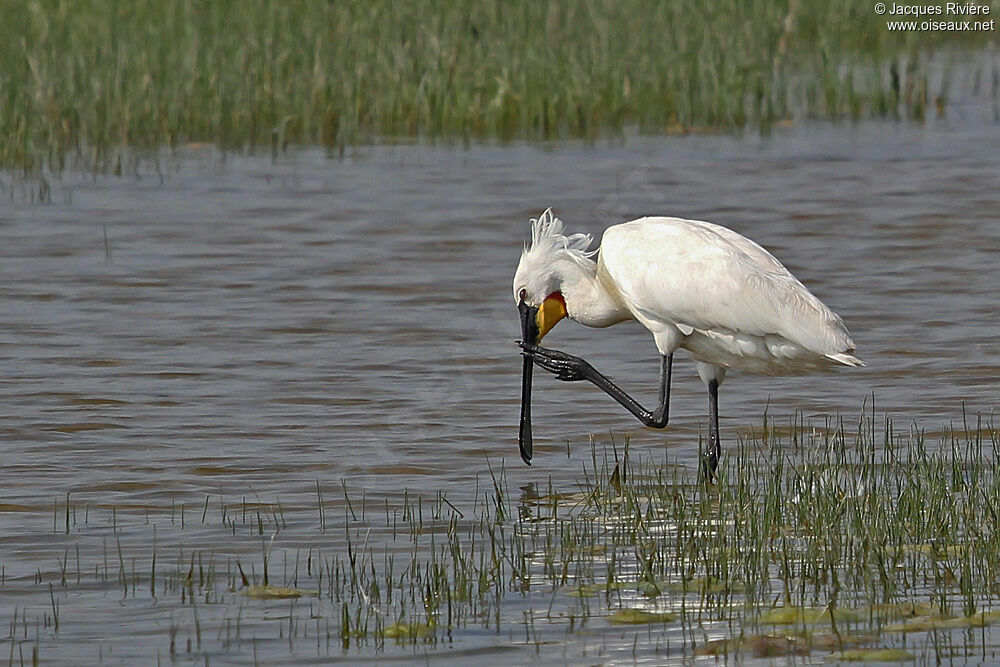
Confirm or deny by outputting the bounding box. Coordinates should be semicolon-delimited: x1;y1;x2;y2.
5;405;999;662
1;0;991;175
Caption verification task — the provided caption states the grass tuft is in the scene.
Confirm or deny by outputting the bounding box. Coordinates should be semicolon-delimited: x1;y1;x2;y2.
8;405;1000;661
1;0;991;174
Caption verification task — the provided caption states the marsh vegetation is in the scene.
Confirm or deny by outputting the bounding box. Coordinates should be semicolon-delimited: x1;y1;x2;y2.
5;408;1000;663
3;0;993;174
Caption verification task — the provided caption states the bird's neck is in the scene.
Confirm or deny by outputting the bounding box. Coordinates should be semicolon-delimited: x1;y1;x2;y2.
562;261;632;329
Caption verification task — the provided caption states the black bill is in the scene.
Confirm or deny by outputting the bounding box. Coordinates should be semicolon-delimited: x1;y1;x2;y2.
518;296;539;465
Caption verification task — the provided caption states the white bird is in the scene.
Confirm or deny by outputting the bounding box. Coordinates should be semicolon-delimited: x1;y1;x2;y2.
513;209;863;476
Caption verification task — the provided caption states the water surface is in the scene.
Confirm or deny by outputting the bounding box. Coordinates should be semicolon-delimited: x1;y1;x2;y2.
1;107;998;663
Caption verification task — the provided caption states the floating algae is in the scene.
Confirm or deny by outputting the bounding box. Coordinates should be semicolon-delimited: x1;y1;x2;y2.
757;605;863;626
697;633;875;658
243;584;311;599
832;648;914;662
884;611;1000;633
607;608;677;625
384;621;436;640
567;580;627;597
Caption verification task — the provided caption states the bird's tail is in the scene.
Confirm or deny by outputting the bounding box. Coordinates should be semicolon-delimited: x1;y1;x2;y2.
825;352;865;367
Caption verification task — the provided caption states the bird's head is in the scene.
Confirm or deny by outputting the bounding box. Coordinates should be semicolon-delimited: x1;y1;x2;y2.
513;209;596;344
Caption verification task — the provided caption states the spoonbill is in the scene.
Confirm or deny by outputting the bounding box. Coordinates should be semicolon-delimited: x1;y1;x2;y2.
514;209;862;476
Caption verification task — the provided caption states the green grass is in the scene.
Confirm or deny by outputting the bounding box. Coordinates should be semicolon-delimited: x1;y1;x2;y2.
1;0;992;174
6;406;1000;662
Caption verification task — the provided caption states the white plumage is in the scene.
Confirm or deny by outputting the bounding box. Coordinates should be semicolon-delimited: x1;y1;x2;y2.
512;209;863;471
514;210;862;377
599;217;863;374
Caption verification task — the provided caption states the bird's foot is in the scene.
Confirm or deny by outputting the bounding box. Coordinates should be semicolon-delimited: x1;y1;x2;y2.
517;342;592;382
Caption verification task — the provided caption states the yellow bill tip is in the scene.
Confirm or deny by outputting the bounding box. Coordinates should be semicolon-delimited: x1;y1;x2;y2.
535;292;567;341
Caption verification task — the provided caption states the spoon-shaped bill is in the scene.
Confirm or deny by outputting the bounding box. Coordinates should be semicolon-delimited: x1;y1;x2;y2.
517;296;539;465
518;354;533;464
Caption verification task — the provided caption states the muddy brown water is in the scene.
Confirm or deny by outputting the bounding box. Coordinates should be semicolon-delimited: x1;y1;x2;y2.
1;107;999;663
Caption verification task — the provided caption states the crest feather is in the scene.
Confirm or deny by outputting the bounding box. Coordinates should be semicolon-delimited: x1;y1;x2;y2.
523;209;596;268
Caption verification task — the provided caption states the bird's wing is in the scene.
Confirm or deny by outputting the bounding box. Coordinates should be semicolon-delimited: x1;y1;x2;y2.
599;218;856;355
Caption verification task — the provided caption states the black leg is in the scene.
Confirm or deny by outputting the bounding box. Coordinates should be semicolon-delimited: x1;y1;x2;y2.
520;342;672;429
701;378;721;479
654;353;672;425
